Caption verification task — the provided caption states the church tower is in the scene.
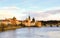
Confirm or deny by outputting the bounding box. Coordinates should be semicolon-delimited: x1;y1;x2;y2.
13;17;16;20
27;16;31;26
32;17;35;22
28;16;30;20
11;17;17;25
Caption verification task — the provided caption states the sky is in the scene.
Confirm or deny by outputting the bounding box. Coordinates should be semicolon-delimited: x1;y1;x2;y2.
0;0;60;20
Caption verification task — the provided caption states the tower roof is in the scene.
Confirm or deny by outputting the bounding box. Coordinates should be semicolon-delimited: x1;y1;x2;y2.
13;17;16;20
28;16;30;20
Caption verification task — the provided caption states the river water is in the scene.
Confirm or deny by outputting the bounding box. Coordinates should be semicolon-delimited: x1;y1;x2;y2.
0;27;60;38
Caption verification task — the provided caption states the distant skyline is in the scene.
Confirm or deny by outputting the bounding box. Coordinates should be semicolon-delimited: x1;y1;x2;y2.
0;0;60;20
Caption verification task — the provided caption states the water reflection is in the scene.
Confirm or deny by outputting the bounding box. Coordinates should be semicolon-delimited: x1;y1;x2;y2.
0;27;60;38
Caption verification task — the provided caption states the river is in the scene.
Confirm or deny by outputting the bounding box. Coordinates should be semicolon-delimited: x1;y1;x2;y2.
0;27;60;38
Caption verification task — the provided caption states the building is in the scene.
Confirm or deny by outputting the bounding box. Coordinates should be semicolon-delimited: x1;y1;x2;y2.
0;16;42;27
0;17;21;26
30;17;35;26
22;16;42;27
22;16;31;27
35;21;42;27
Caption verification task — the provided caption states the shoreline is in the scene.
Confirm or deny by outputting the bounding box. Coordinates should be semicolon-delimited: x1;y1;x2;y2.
0;25;60;32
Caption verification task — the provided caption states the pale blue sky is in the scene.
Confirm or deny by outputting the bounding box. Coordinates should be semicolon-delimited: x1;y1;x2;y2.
0;0;60;20
0;0;60;10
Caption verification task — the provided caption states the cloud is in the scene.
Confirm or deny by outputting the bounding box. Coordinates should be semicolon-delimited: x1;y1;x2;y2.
44;13;60;20
25;7;60;21
25;11;51;20
0;6;27;20
0;6;60;21
42;7;60;12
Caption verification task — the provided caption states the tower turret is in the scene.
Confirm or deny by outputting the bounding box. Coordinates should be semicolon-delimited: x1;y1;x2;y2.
32;17;35;22
13;17;16;20
28;16;30;20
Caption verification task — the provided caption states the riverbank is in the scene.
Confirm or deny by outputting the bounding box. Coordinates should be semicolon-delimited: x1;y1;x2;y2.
0;25;60;32
0;25;22;31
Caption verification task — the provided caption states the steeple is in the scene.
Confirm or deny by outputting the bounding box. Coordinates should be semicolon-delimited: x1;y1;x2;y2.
28;16;30;20
28;12;31;20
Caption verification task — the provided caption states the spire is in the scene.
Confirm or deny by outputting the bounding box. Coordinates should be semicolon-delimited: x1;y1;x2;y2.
28;16;30;20
27;12;31;20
